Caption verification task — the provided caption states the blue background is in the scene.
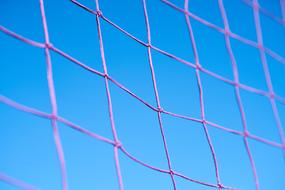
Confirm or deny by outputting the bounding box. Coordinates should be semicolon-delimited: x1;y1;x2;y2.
0;0;285;189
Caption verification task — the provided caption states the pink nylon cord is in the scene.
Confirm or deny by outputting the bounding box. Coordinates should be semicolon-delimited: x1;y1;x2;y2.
1;0;285;189
94;0;124;189
252;0;285;155
142;0;177;188
243;0;285;27
39;0;68;189
161;0;285;65
0;173;38;190
184;0;222;189
281;0;285;24
217;0;259;189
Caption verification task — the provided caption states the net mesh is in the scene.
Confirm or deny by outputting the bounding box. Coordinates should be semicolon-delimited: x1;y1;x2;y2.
0;0;285;189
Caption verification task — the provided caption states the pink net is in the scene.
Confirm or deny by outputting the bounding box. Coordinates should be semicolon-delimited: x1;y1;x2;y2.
0;0;285;190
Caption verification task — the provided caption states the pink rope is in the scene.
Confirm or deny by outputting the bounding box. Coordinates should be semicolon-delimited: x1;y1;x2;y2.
217;0;259;189
252;0;285;154
39;0;68;189
0;95;115;145
1;26;284;190
0;25;45;48
243;0;285;27
3;93;284;190
67;0;285;105
2;93;282;153
1;24;284;189
94;0;124;189
142;0;177;189
0;173;38;190
161;0;285;65
121;145;234;189
1;94;240;189
2;20;285;107
281;0;285;24
0;95;236;190
1;0;285;189
184;1;222;188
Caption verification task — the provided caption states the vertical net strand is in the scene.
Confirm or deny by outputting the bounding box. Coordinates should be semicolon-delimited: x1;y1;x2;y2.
39;0;68;189
217;0;260;189
184;0;222;188
142;0;177;189
94;0;124;189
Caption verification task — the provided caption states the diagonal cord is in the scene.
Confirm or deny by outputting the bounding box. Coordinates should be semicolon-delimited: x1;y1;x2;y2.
2;91;282;154
1;0;284;189
161;0;285;65
281;0;285;25
0;94;238;190
39;0;68;189
1;17;284;151
142;0;177;189
242;0;285;27
184;0;223;189
252;0;285;155
0;172;38;190
217;0;260;189
94;0;124;189
2;21;285;107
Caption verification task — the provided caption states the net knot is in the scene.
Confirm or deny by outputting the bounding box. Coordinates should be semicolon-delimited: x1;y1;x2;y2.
45;43;53;49
196;63;202;70
96;10;103;17
157;107;163;112
244;130;250;137
224;28;230;36
217;183;223;189
104;73;109;79
233;81;240;87
114;141;122;149
169;169;174;175
257;43;264;51
269;93;275;99
253;2;259;11
50;114;57;120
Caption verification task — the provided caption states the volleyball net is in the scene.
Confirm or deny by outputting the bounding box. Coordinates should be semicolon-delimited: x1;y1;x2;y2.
0;0;285;189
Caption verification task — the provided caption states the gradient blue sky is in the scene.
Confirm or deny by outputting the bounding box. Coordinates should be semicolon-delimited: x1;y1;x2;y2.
1;0;285;190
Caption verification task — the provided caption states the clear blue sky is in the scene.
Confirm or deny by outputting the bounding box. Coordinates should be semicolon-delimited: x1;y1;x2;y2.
0;0;285;190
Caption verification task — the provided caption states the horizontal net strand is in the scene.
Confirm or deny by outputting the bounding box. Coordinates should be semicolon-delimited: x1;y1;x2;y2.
0;172;38;190
1;24;285;106
161;0;285;65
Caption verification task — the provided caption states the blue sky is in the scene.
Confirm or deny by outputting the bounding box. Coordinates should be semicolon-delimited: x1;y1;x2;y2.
0;0;285;190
